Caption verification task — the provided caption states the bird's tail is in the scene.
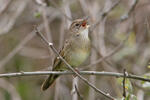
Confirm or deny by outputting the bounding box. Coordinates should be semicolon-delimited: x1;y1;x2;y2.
41;74;59;91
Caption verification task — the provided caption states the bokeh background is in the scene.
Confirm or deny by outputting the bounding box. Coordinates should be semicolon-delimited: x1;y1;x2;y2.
0;0;150;100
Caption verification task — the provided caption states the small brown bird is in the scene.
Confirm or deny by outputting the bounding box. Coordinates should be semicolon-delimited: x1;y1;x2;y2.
41;18;91;91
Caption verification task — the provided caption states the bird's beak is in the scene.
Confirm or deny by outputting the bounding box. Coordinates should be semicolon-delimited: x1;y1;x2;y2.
81;19;90;28
82;17;90;28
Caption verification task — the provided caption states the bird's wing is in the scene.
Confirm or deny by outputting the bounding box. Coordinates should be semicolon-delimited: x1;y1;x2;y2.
52;39;71;70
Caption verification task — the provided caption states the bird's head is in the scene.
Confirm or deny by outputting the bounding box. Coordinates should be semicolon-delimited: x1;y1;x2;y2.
69;18;90;38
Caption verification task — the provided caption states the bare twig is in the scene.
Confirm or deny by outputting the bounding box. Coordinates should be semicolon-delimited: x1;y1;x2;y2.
0;24;44;70
35;28;116;100
75;85;84;100
0;71;150;82
35;0;72;21
0;0;29;35
50;0;72;21
0;79;21;100
35;0;53;42
41;7;53;43
0;7;60;69
101;0;121;20
41;5;54;65
121;0;139;21
145;17;150;35
91;0;121;31
72;77;79;100
0;0;12;16
122;69;126;98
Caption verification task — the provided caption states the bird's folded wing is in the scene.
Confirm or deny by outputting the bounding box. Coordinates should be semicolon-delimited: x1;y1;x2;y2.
52;40;71;70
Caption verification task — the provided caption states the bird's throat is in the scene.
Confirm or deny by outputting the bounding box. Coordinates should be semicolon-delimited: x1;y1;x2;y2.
80;28;89;40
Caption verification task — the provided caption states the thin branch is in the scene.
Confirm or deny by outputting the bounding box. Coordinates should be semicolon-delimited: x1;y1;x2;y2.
35;0;72;21
75;85;84;100
0;71;150;82
91;0;121;31
35;28;116;100
101;0;121;20
72;77;79;100
50;0;72;21
120;0;139;21
0;24;44;70
41;5;54;65
145;16;150;35
122;69;126;98
42;8;53;43
0;8;59;69
0;79;21;100
0;0;12;16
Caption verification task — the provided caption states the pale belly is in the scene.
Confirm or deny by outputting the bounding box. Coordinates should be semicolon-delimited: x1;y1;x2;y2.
55;47;91;70
69;50;90;67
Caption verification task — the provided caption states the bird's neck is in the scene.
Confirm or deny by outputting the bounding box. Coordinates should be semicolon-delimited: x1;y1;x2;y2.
77;28;91;50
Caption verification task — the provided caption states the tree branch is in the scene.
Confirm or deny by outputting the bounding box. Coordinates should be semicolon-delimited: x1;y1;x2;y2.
0;24;44;70
120;0;139;21
0;71;150;82
75;85;84;100
91;0;121;31
122;69;126;98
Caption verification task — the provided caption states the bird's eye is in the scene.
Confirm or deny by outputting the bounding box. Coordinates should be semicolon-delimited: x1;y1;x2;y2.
75;23;80;26
76;33;79;37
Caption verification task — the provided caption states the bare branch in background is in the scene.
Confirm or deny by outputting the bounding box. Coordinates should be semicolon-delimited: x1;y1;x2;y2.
0;24;43;70
0;0;29;35
41;7;53;43
0;7;61;70
91;0;121;31
121;0;139;21
72;77;79;100
40;1;54;66
75;85;84;100
49;0;72;21
35;28;116;100
145;17;150;35
0;0;12;15
0;79;21;100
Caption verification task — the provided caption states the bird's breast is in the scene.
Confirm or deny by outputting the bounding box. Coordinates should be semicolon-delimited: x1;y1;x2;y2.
68;47;90;67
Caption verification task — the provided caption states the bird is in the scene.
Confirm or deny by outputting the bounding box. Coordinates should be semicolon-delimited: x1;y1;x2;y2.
41;18;91;91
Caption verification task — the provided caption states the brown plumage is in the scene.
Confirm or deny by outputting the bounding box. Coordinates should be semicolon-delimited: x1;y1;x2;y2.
41;18;91;91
